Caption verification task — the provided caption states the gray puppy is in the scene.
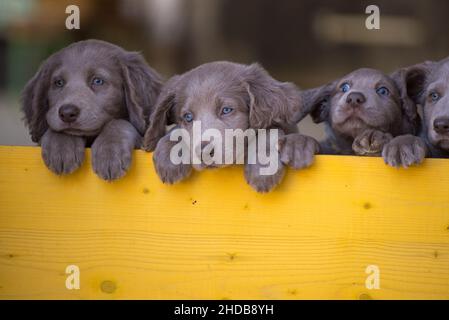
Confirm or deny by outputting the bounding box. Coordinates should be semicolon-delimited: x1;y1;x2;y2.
306;68;424;167
142;61;319;193
387;58;449;163
22;39;162;180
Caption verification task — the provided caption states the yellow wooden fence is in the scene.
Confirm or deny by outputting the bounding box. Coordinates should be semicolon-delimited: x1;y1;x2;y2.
0;146;448;299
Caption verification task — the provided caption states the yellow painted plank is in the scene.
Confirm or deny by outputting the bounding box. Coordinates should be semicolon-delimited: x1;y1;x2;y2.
0;145;448;300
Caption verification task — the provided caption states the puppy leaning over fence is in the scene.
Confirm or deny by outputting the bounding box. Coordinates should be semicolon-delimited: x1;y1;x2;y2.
305;68;425;167
388;57;449;162
142;61;319;193
22;39;162;180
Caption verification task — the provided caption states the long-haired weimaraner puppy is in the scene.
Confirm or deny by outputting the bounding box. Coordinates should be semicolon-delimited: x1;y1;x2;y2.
305;68;424;167
386;57;449;164
22;39;162;180
142;61;319;193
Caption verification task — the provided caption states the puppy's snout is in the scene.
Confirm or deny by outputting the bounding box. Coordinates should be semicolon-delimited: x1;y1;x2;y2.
58;104;80;123
201;141;216;158
433;117;449;134
346;92;366;105
195;141;215;159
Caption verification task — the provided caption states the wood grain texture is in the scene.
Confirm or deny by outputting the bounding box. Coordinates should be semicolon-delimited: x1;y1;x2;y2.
0;146;448;300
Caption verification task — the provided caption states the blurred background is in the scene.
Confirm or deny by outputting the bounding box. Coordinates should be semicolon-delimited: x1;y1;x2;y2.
1;0;448;145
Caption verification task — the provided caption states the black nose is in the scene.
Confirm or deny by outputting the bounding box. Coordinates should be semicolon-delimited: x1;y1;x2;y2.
346;92;366;105
59;104;80;123
434;117;449;134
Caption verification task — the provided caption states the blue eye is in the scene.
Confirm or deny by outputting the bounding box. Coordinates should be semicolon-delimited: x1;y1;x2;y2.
183;112;193;122
54;79;65;87
430;92;440;102
340;83;351;93
376;86;390;96
221;107;233;115
92;77;104;86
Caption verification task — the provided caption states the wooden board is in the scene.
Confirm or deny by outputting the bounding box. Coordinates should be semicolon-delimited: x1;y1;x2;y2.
0;146;448;299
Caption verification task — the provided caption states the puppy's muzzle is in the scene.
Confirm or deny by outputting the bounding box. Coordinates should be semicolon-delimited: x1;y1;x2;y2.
59;104;80;123
195;141;215;160
433;117;449;135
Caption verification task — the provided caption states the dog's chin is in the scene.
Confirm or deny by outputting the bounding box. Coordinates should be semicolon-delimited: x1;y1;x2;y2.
52;126;102;137
429;130;449;151
435;138;449;151
333;105;383;128
333;117;370;138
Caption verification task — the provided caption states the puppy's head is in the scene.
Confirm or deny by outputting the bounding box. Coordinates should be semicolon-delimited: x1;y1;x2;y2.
393;58;449;151
306;68;418;139
143;61;306;170
22;39;162;142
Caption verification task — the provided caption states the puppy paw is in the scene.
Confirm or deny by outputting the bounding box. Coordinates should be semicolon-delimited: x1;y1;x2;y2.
154;158;192;184
92;143;132;181
382;134;427;168
279;134;319;169
153;135;192;184
244;163;285;193
41;130;85;175
353;129;393;156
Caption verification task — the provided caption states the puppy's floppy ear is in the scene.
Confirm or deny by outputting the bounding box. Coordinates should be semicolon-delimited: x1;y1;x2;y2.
120;52;163;136
21;57;56;143
301;81;337;124
391;61;434;133
241;63;304;128
142;75;180;151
